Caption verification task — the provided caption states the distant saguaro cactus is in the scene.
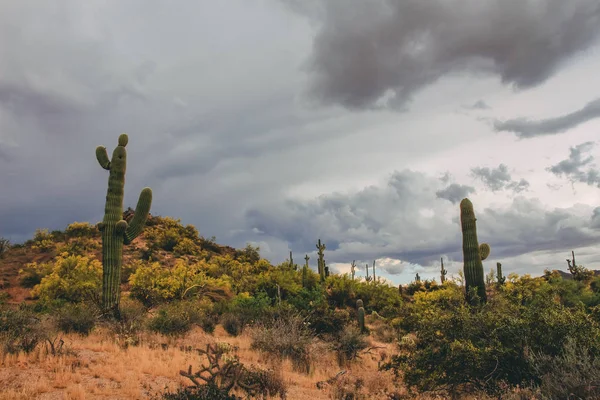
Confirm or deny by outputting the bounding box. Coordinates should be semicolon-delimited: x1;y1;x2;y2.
96;134;152;317
440;257;447;284
460;198;488;304
496;262;506;286
302;254;310;288
316;239;326;282
350;260;356;280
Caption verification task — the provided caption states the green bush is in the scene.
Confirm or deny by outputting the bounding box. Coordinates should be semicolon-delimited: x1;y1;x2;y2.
333;325;369;367
30;253;102;304
0;306;44;354
147;301;203;337
56;303;97;336
381;278;600;396
65;222;97;238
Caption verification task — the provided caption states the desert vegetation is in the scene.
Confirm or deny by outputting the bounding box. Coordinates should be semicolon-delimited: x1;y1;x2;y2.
2;134;600;399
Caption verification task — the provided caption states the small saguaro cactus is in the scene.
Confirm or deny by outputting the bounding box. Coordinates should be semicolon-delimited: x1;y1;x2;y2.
460;198;488;304
440;257;447;284
356;299;365;333
365;263;371;282
415;273;420;283
289;250;295;270
96;133;152;316
302;254;310;288
316;239;326;282
496;262;506;286
350;260;356;280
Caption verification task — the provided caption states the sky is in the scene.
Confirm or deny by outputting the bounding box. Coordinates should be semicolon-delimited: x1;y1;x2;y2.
1;0;600;285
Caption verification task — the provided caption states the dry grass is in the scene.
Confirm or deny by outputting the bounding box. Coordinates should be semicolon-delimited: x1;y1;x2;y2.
0;324;402;400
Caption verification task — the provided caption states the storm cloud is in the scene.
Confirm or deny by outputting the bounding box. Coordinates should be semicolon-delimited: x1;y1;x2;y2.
471;164;530;193
1;1;600;283
436;183;476;204
282;0;600;110
245;170;600;274
493;97;600;138
547;142;600;187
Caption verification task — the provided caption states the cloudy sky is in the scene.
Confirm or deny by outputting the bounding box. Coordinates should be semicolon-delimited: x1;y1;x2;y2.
2;0;600;284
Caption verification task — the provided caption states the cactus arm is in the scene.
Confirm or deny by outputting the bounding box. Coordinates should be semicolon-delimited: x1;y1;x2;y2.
124;187;153;244
116;220;128;234
96;146;111;170
479;243;491;261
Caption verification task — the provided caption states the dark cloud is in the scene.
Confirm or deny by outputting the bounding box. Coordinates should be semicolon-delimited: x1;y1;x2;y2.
282;0;600;110
471;164;530;193
547;142;600;187
436;183;476;204
493;97;600;138
245;169;600;274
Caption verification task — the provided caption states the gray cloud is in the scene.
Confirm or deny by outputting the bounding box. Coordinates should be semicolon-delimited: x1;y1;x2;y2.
282;0;600;110
493;97;600;138
471;164;530;193
547;142;600;187
245;169;600;274
436;183;476;204
464;100;491;110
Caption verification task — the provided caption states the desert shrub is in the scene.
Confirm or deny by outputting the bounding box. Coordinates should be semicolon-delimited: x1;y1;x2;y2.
250;313;313;373
0;306;44;354
326;274;360;308
173;238;202;256
333;325;369;367
528;337;600;399
381;279;600;396
30;253;102;304
57;236;100;256
105;298;148;348
65;221;97;238
31;228;55;252
221;313;244;337
221;292;272;335
353;281;403;318
56;303;97;336
19;261;54;287
129;260;232;307
147;301;203;337
234;243;261;264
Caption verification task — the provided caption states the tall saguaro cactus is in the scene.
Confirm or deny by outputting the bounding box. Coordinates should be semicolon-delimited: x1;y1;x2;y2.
316;239;326;282
96;134;152;316
460;198;489;304
440;257;447;284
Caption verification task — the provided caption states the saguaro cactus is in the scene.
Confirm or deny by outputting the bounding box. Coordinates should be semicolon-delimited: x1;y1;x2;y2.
440;257;447;283
316;239;326;282
356;299;365;333
460;198;488;304
350;260;356;280
96;134;152;316
496;262;506;286
302;254;310;288
289;250;295;270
